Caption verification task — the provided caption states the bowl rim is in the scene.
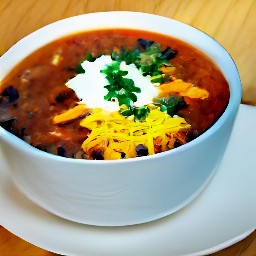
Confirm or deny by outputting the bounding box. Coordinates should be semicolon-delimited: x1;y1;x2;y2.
0;11;242;164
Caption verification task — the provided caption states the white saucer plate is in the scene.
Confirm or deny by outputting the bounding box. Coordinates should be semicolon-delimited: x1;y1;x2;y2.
0;104;255;256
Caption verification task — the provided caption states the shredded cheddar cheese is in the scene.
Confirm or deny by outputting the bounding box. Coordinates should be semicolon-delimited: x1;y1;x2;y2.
158;79;209;99
159;66;176;74
80;108;190;160
53;104;89;124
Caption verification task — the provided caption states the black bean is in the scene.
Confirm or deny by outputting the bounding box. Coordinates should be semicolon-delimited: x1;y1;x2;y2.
55;92;67;102
57;146;67;157
136;144;148;157
161;47;177;60
138;39;154;49
187;129;200;141
2;85;19;104
0;117;16;133
174;140;182;148
21;127;27;137
92;150;104;160
178;98;187;109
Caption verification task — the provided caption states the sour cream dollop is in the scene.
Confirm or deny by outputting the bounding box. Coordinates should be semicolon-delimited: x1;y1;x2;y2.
66;55;159;112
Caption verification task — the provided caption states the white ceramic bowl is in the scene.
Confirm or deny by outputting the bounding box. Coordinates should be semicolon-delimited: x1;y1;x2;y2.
0;12;242;226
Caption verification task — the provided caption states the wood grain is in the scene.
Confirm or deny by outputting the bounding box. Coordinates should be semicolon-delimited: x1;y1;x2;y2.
0;0;255;255
0;226;53;256
0;226;255;256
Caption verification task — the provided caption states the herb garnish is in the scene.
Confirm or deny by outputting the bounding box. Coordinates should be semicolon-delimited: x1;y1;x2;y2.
100;39;178;120
76;39;180;121
120;105;150;121
101;61;141;107
111;39;177;80
101;61;151;121
153;95;188;117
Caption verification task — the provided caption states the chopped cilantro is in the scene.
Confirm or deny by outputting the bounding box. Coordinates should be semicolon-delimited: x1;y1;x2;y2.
75;53;97;73
150;74;170;84
75;62;85;74
120;106;150;121
111;39;176;78
101;61;141;108
133;106;150;121
86;53;97;62
153;96;187;116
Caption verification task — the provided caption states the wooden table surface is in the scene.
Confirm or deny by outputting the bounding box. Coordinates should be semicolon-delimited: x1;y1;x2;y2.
0;1;255;255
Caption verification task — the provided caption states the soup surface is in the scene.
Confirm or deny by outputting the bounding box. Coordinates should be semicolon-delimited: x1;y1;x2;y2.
0;29;229;160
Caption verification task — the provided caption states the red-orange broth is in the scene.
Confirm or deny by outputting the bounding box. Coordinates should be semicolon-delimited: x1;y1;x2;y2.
0;29;229;160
